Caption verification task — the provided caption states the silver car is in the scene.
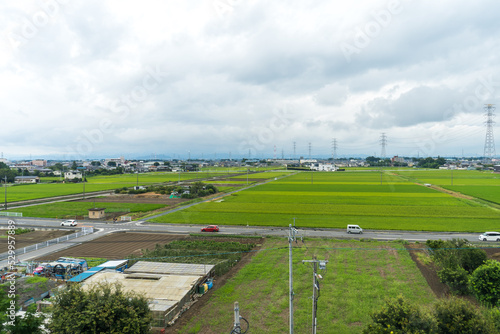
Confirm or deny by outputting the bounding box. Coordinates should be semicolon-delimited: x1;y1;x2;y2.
479;232;500;241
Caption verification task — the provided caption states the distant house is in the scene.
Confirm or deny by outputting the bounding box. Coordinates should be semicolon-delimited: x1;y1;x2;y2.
64;171;82;180
14;176;40;184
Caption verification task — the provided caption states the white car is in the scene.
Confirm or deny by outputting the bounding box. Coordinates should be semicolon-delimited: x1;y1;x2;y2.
479;232;500;241
61;220;78;227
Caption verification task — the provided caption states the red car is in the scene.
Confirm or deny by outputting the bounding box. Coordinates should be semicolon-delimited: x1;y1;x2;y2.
201;225;219;232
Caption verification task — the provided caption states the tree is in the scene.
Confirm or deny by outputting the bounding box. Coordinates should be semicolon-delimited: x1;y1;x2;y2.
107;161;117;167
71;161;77;170
0;162;9;170
363;295;436;334
153;162;160;167
470;260;500;306
49;282;152;334
0;286;46;334
434;297;494;333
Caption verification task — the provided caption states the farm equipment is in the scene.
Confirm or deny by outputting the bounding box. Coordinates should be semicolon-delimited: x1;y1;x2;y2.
32;258;88;280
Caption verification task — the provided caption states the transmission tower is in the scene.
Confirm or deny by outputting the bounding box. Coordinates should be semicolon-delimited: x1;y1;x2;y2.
332;138;337;161
273;145;277;160
484;104;496;162
293;141;296;160
380;133;387;158
308;142;312;159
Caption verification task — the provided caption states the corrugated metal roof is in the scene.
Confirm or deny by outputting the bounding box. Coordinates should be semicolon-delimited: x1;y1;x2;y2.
82;272;203;301
125;261;214;276
97;260;128;268
67;267;106;283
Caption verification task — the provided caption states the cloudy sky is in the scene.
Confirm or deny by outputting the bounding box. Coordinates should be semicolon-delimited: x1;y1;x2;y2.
1;0;500;160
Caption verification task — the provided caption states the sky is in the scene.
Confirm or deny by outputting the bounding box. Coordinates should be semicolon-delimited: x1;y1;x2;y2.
1;0;500;160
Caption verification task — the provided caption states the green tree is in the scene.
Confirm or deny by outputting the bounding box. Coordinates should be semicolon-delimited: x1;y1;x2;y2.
434;297;494;333
71;161;77;170
107;161;117;167
49;282;152;334
0;162;9;170
470;260;500;306
5;304;46;334
363;295;436;334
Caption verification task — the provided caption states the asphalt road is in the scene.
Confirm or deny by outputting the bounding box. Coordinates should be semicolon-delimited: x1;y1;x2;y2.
0;215;489;268
0;216;483;242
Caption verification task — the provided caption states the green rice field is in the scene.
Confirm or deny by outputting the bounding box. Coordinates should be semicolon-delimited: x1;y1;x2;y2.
3;170;285;203
393;169;500;205
152;170;500;232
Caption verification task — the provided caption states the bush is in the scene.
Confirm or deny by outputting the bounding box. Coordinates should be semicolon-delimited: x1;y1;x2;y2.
470;260;500;306
434;297;495;333
363;296;436;334
437;266;469;295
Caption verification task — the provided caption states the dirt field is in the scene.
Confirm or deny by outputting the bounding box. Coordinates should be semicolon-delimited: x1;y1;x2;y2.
36;232;189;261
0;230;72;253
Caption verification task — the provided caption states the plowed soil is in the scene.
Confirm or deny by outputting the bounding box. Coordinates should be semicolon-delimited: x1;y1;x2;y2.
35;232;188;261
1;230;72;253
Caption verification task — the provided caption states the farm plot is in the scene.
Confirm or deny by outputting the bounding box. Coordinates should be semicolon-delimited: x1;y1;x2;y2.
7;201;167;219
175;238;436;334
0;230;72;253
152;171;500;232
5;171;252;203
394;170;500;205
35;232;188;260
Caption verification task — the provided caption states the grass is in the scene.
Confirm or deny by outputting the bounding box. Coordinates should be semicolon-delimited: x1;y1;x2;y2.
6;202;166;219
82;257;109;268
178;238;436;334
152;171;500;232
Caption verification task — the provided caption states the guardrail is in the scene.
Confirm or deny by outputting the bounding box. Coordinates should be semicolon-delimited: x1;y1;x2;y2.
0;212;22;217
0;227;94;261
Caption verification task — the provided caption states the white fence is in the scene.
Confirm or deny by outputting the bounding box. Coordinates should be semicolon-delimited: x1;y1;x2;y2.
0;227;94;261
0;212;22;217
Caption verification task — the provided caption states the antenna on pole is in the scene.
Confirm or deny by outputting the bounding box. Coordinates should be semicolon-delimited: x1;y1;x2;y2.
484;104;496;163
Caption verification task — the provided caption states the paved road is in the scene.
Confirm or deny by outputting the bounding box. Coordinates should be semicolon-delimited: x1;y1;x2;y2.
0;216;482;243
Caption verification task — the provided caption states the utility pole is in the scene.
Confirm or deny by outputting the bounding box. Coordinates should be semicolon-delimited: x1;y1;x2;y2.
233;301;240;333
302;257;328;334
136;171;139;188
3;176;7;210
288;220;299;334
231;301;249;334
82;170;85;200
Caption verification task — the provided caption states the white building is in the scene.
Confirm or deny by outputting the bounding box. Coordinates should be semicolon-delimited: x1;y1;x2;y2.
310;163;337;171
64;171;83;180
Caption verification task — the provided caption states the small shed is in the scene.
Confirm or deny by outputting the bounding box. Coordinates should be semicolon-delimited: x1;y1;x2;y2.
88;208;106;219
